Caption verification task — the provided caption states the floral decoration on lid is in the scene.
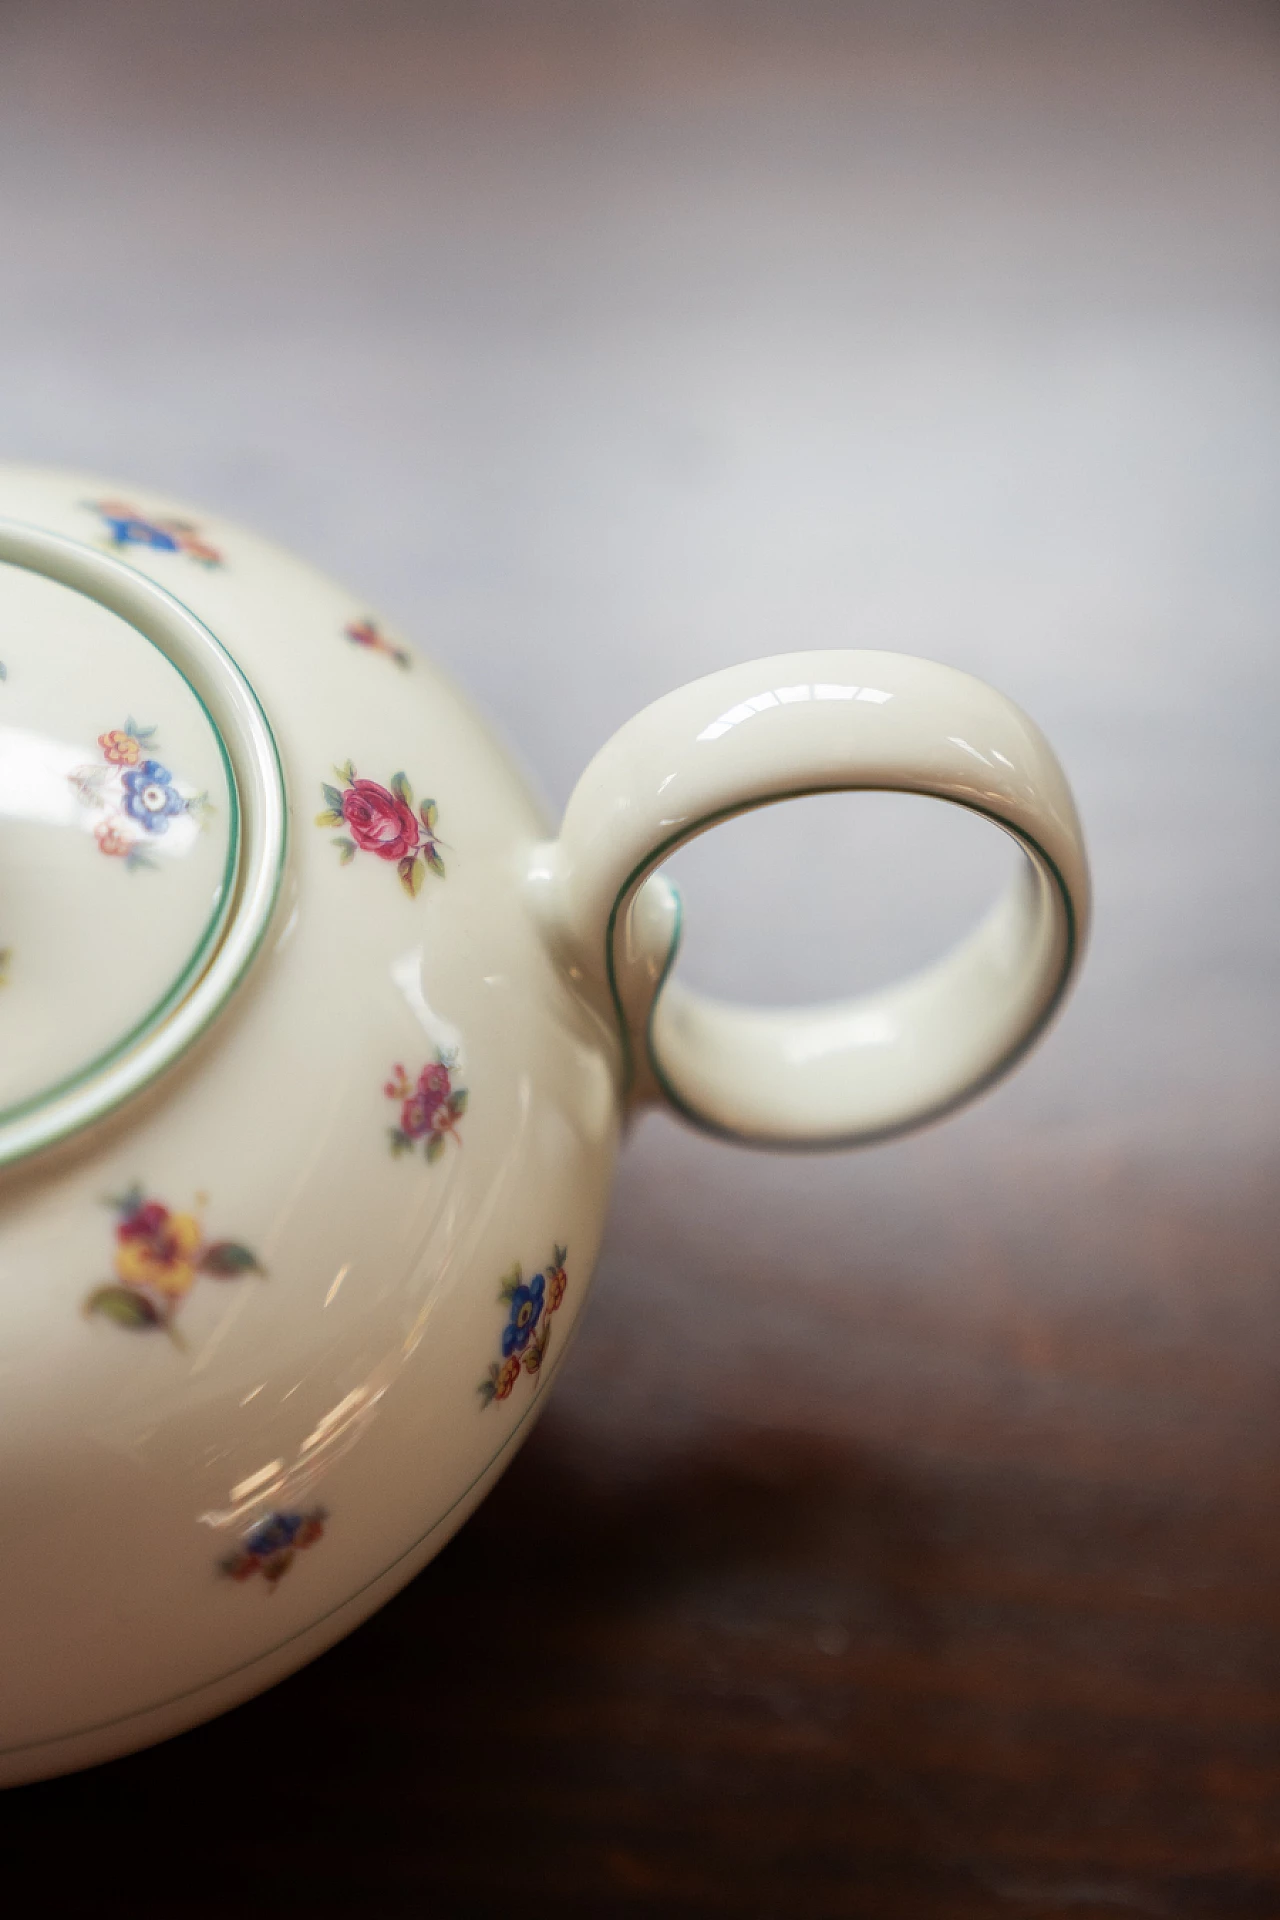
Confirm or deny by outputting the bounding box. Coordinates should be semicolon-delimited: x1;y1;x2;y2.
71;720;211;870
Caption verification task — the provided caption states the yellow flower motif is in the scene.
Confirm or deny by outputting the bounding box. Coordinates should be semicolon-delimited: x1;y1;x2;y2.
98;729;141;766
113;1211;203;1299
86;1190;264;1340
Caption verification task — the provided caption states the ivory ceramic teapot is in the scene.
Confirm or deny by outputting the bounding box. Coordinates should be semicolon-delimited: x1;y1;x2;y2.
0;467;1089;1784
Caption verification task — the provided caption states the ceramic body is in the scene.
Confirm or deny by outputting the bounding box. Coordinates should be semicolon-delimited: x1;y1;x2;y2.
0;468;1089;1784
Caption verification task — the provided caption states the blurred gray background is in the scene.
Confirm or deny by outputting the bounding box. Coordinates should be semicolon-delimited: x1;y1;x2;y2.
2;0;1278;1660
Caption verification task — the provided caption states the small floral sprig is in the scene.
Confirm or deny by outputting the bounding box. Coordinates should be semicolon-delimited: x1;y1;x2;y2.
316;760;445;898
84;1185;264;1344
88;499;223;568
479;1245;568;1408
222;1508;327;1589
385;1052;467;1163
71;719;211;870
344;617;412;669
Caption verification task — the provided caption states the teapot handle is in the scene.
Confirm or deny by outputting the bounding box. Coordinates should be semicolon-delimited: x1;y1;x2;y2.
545;649;1090;1147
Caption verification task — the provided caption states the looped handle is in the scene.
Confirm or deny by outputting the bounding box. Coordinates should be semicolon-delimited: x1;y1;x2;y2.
548;649;1089;1148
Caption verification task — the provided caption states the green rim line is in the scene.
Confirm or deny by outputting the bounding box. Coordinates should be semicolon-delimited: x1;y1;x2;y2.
0;665;242;1133
0;521;289;1168
0;1319;580;1763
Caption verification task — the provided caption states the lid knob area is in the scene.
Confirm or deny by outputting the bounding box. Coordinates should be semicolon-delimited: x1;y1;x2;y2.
0;522;286;1167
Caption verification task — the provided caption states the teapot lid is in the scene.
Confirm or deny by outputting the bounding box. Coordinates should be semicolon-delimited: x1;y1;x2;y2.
0;520;286;1167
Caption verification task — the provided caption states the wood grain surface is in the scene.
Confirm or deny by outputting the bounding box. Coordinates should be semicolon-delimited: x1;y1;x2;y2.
1;3;1278;1914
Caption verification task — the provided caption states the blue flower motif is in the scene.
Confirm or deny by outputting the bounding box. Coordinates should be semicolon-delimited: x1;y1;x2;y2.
243;1511;303;1558
121;759;186;834
501;1270;546;1357
102;511;181;553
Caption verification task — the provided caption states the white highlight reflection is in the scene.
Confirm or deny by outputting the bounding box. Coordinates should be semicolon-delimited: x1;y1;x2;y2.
697;684;892;742
0;724;205;858
391;947;465;1059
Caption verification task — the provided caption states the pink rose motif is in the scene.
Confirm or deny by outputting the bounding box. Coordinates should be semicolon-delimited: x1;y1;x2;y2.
418;1062;451;1102
318;764;443;897
340;779;420;863
386;1053;467;1163
400;1093;433;1140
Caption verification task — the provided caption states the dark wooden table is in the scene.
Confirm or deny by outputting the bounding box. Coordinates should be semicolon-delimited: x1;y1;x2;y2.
2;3;1278;1913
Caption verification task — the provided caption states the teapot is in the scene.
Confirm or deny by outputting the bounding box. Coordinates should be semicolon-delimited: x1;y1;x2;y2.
0;466;1089;1783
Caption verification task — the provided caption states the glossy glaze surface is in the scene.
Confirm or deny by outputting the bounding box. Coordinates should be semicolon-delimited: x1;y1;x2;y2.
0;465;1087;1783
555;650;1088;1145
0;467;621;1781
